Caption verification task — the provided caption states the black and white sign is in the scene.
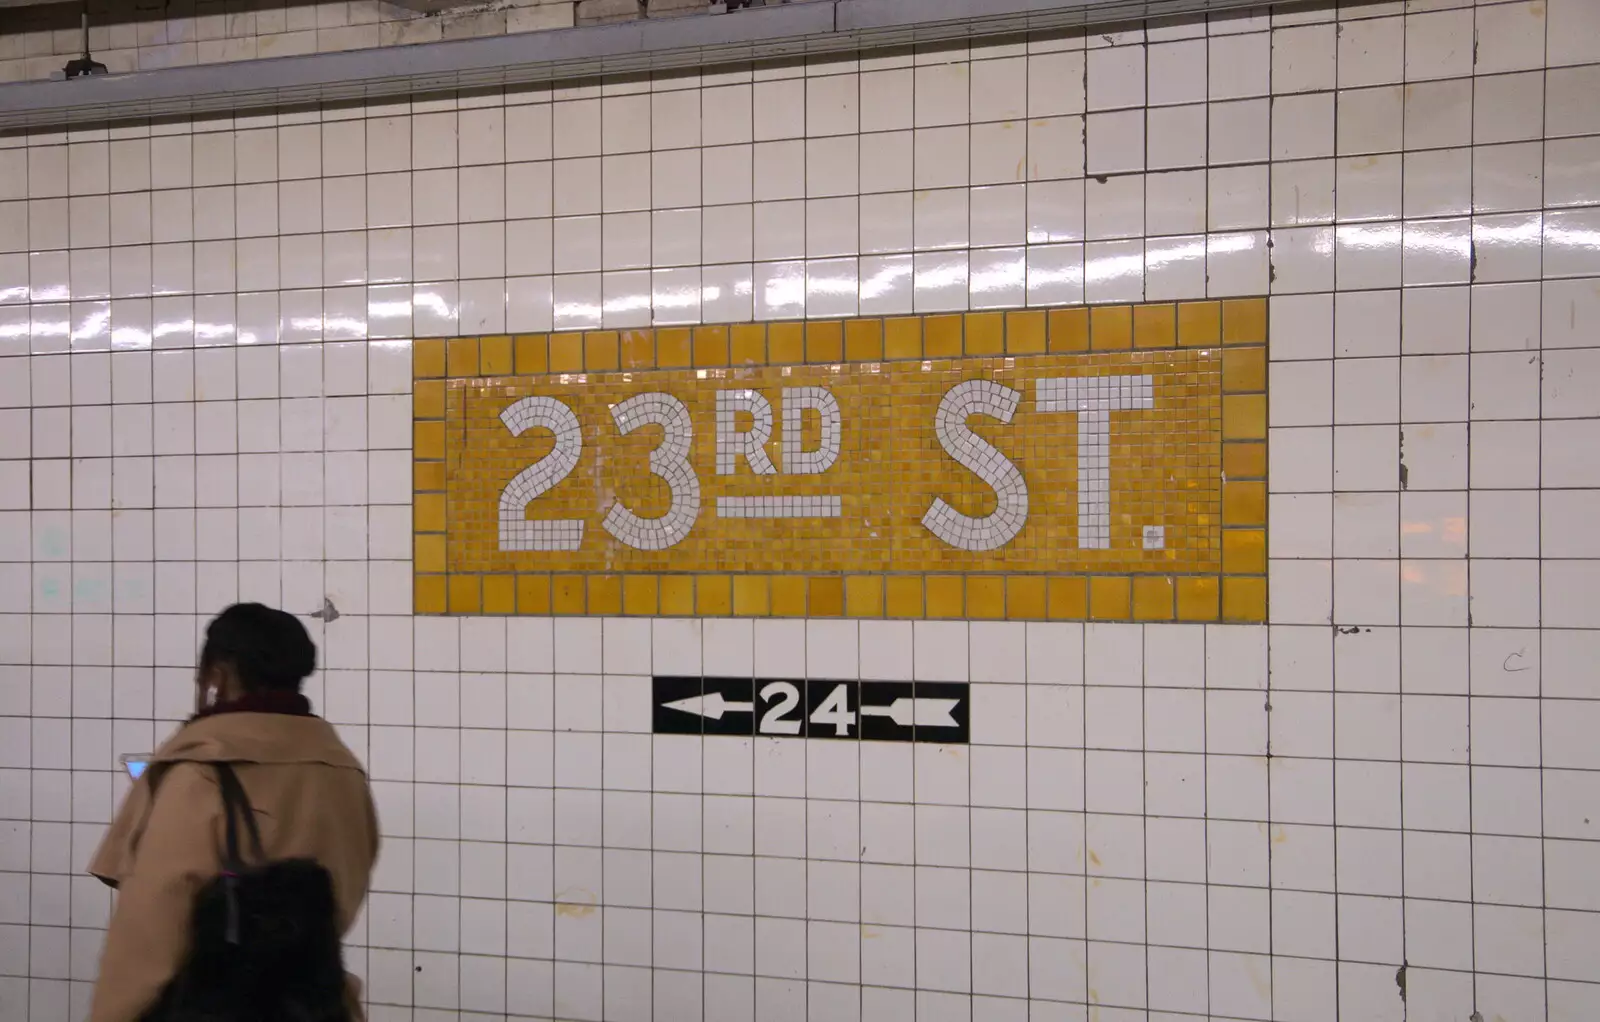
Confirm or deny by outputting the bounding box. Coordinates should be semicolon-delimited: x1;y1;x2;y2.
653;676;969;744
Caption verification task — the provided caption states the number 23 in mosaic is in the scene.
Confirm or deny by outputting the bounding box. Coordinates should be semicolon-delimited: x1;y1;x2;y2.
413;298;1267;622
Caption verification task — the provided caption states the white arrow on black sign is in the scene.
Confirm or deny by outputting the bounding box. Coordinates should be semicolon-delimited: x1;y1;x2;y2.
859;697;960;728
661;691;754;720
652;677;969;743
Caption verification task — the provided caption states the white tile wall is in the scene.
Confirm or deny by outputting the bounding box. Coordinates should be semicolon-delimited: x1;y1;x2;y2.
4;0;1600;1019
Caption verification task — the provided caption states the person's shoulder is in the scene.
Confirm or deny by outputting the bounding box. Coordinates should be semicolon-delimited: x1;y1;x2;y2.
156;713;365;771
293;717;367;773
141;760;225;828
154;759;220;791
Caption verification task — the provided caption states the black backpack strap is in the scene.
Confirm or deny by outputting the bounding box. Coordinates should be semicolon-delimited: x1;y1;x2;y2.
214;763;266;947
214;763;265;869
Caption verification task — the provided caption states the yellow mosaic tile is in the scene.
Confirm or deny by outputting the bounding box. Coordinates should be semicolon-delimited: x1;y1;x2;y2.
414;338;447;379
515;334;547;374
1006;311;1046;355
621;330;654;370
733;575;769;616
413;298;1268;622
1177;301;1220;347
480;335;514;376
483;574;516;615
966;576;1005;619
660;576;694;616
884;318;922;361
697;575;732;617
623;575;658;616
1049;576;1088;619
885;576;924;618
1133;304;1175;350
846;575;884;617
1133;575;1175;621
448;574;481;614
513;574;546;614
1049;308;1089;353
845;320;883;362
415;575;446;615
552;575;585;614
731;325;766;366
1007;575;1047;619
771;576;807;617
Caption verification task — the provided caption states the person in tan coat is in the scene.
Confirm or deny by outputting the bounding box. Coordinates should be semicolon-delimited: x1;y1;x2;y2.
87;603;381;1022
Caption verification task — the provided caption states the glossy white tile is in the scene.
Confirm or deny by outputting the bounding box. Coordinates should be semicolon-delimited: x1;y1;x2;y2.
1084;239;1144;304
1544;209;1600;278
967;247;1024;309
1146;104;1206;171
1272;93;1335;165
1402;76;1470;153
1084;175;1144;241
911;188;967;252
598;270;648;329
1402;218;1472;286
1337;86;1404;157
752;200;805;262
1400;148;1471;220
1210;98;1270;165
806;257;859;318
551;272;600;330
1026;117;1085;181
1208;230;1270;296
755;259;805;319
1145;171;1205;237
1085;110;1144;175
1271;226;1336;295
1086;44;1144;111
1405;8;1473;81
1145;234;1206;301
1336;222;1402;290
1474;72;1545;146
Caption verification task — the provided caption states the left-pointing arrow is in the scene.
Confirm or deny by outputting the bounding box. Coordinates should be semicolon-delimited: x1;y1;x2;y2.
662;691;756;721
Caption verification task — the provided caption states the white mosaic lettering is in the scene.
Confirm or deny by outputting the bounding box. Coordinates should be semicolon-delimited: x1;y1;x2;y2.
781;387;842;476
602;392;701;551
1036;374;1155;550
715;389;777;476
921;380;1028;552
497;395;585;552
715;496;843;519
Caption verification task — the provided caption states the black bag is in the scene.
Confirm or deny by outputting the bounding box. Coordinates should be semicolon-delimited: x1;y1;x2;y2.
140;764;351;1022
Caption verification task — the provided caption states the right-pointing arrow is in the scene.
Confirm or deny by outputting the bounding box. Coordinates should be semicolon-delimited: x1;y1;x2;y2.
859;697;960;728
662;691;755;721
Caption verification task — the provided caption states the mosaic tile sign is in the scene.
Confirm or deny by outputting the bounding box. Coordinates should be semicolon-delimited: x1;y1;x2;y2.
413;298;1267;622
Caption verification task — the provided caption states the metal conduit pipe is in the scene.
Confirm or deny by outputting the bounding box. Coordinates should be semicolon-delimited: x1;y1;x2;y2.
0;0;1297;130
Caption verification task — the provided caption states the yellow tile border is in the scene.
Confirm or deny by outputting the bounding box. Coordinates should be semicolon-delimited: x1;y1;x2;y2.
413;300;1268;380
414;298;1268;623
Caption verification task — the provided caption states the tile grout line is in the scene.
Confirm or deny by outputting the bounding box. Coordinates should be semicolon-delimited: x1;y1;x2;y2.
1534;0;1551;1015
1326;15;1342;1022
1260;8;1281;1022
1396;9;1410;1022
1464;3;1480;1016
1199;13;1214;1021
